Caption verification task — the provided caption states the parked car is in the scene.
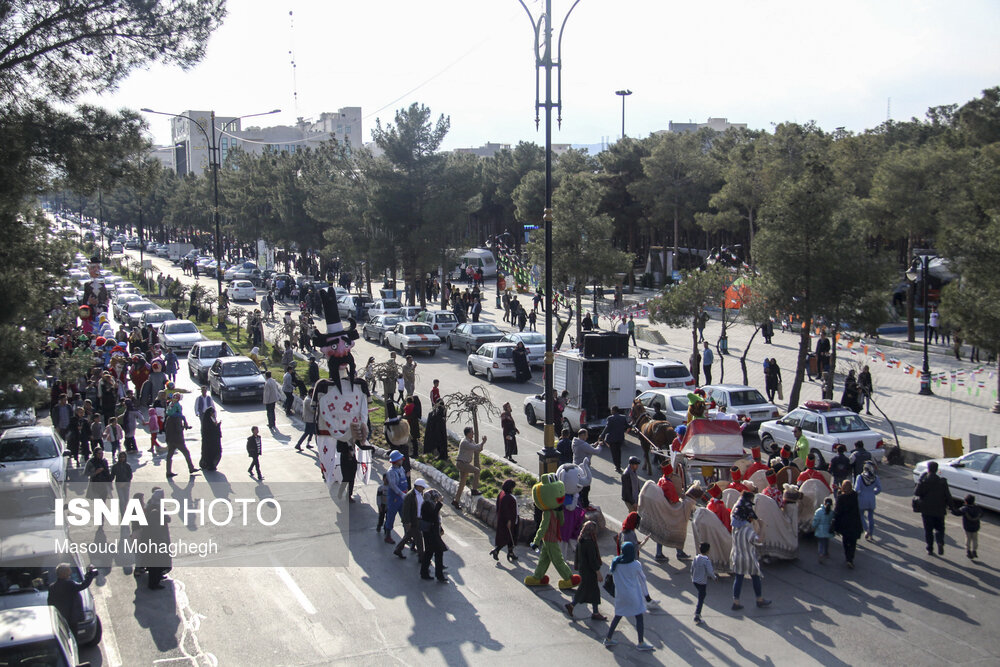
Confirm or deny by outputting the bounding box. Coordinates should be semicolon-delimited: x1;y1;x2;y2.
226;280;257;302
208;356;266;404
635;388;697;427
362;315;402;346
158;319;205;355
337;294;374;322
383;322;441;356
0;606;87;664
466;342;517;382
635;358;695;393
188;341;235;384
702;384;779;433
368;298;402;317
224;261;258;282
499;331;545;366
447;323;506;353
122;300;158;328
759;400;886;461
912;448;1000;512
0;426;68;484
138;308;176;331
398;305;424;321
413;309;458;341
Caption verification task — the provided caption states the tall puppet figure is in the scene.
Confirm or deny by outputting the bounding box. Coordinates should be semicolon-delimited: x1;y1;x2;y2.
312;288;369;487
525;473;581;590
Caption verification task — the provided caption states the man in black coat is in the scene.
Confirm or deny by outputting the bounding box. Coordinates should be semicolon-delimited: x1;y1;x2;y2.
600;405;629;473
393;479;427;560
914;461;953;555
48;563;97;630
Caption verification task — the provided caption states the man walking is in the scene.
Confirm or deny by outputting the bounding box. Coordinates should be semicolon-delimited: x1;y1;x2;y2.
262;371;282;430
393;478;428;560
384;450;408;544
621;456;641;513
849;440;872;478
858;365;874;414
453;427;486;508
194;385;215;419
246;426;263;480
282;365;296;416
600;405;629;473
702;341;714;386
914;461;952;555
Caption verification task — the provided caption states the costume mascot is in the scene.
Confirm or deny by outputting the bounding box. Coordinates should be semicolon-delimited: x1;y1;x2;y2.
556;461;589;559
311;288;370;487
524;473;581;590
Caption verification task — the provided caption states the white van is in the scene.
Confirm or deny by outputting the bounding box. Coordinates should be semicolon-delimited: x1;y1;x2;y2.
458;248;497;279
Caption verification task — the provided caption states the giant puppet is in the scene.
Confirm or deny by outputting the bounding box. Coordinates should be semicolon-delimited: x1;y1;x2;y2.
311;288;370;487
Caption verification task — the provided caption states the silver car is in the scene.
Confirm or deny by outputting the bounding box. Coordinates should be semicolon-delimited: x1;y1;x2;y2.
467;343;517;382
159;319;205;355
0;426;68;484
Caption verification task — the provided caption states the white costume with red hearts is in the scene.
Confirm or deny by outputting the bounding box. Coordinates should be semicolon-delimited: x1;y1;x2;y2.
315;373;369;486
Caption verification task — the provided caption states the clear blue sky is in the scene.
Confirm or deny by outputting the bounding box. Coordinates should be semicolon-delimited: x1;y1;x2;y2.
82;0;1000;150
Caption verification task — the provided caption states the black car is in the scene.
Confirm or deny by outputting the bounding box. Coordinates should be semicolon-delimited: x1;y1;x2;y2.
208;356;266;404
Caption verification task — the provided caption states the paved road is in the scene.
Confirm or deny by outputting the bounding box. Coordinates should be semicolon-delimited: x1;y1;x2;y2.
60;242;1000;665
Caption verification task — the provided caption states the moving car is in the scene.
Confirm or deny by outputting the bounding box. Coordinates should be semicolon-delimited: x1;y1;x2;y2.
447;323;506;353
112;293;143;320
208;356;266;403
0;468;63;519
226;280;257;302
122;300;158;328
188;341;235;384
758;400;886;460
0;386;37;431
398;306;424;321
138;308;175;331
158;319;205;355
635;358;695;393
912;448;1000;511
109;241;123;254
362;315;402;345
466;343;517;382
368;298;402;317
413;310;458;341
0;426;68;484
223;261;258;282
701;384;779;432
0;606;88;665
383;322;441;356
500;331;545;366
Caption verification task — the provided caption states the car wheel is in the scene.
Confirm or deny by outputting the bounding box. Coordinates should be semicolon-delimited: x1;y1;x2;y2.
525;404;537;425
83;617;103;647
466;343;474;354
468;362;476;376
447;338;453;350
401;345;408;355
486;369;495;383
760;434;778;457
428;349;436;357
563;417;573;433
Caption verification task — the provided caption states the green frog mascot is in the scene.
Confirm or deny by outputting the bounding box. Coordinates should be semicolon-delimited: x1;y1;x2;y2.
524;473;581;589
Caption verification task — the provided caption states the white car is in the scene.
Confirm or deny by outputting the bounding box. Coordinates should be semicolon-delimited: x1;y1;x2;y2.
913;448;1000;512
368;298;402;316
0;426;68;484
383;322;441;356
414;310;458;341
635;358;695;393
226;280;257;302
112;293;143;320
122;300;158;328
702;384;780;432
500;331;545;366
758;401;886;461
159;319;205;354
139;308;176;330
398;306;424;321
635;388;698;427
467;342;517;382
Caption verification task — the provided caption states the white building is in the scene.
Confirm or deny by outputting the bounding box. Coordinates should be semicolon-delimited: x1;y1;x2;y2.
664;117;747;134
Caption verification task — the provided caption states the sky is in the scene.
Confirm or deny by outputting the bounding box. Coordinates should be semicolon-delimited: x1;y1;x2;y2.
82;0;1000;152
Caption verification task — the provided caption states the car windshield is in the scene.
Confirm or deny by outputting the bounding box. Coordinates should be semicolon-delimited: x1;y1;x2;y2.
129;302;154;312
381;317;400;327
146;312;171;322
826;414;870;433
728;389;768;406
652;365;689;379
382;300;401;309
0;487;58;518
407;325;434;335
470;325;498;334
163;322;198;334
515;333;544;345
223;361;260;377
435;313;457;323
0;435;59;462
199;345;225;359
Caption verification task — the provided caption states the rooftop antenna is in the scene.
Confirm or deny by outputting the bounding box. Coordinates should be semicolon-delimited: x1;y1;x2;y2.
887;97;891;122
288;10;299;116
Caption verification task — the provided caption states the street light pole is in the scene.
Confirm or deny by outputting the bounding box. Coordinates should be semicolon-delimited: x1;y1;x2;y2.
615;89;632;139
906;254;933;395
519;0;582;452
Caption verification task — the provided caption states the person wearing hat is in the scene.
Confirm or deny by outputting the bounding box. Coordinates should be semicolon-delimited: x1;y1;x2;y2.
797;455;832;492
656;463;691;560
393;478;428;560
706;483;731;532
745;447;769;478
771;445;793;473
727;467;747;492
669;424;687;453
384;450;409;544
621;456;642;513
762;471;785;509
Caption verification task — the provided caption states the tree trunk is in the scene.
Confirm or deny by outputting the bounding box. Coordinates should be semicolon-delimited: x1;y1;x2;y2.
575;288;583;346
746;208;755;268
825;327;839;401
787;317;812;410
739;327;761;386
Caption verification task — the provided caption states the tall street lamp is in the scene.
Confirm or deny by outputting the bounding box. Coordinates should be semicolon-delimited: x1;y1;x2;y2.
615;89;632;139
518;0;582;453
905;254;934;395
141;108;280;302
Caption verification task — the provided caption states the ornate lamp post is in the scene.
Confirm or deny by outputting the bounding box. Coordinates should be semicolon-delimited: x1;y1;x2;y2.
905;254;934;395
615;89;632;139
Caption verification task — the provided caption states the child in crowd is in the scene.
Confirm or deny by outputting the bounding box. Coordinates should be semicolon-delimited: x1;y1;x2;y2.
812;497;834;563
691;542;718;625
952;494;983;560
376;474;389;533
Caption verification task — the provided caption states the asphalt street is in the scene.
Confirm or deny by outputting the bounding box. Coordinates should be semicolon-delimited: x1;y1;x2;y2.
65;245;1000;665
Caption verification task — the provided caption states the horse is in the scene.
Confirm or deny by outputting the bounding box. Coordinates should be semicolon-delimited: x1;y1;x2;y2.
630;412;677;475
